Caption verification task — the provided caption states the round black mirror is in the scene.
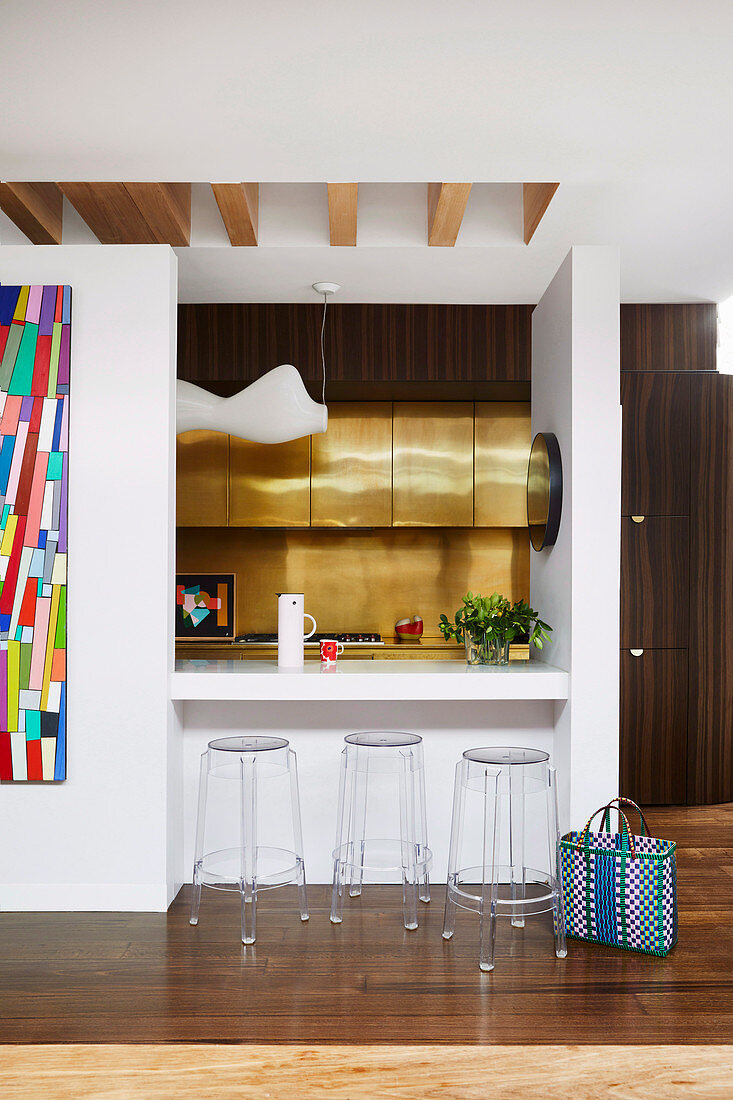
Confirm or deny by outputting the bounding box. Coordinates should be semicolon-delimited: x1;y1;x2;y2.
527;432;562;551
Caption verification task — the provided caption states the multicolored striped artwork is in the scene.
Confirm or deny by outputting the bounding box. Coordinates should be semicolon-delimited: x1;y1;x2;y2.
0;284;69;782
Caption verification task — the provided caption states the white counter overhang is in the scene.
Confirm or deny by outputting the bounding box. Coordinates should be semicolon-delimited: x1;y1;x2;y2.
171;659;569;702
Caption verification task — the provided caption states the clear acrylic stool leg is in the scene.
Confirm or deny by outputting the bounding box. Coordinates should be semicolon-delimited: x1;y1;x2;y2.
240;754;257;945
330;747;349;924
349;746;369;897
509;764;526;927
331;858;347;924
398;748;418;931
479;767;501;972
288;749;309;922
190;751;208;926
417;756;431;904
548;767;567;958
442;759;467;940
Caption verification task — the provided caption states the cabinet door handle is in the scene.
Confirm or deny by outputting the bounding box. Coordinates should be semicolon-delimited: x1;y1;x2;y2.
630;648;644;657
631;515;645;523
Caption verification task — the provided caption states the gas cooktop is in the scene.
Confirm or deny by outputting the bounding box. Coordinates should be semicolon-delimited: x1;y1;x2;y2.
235;632;383;646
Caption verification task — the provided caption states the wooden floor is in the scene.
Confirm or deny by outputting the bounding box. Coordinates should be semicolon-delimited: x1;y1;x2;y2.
1;1044;732;1098
1;806;732;1046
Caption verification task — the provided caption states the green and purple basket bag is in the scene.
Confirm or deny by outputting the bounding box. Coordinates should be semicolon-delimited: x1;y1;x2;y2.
560;797;677;956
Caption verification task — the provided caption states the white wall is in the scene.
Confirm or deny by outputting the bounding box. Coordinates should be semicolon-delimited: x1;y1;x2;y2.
531;246;621;828
0;246;180;911
181;699;556;885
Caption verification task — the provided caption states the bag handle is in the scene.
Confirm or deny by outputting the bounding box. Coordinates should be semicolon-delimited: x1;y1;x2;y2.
600;796;651;838
576;804;636;859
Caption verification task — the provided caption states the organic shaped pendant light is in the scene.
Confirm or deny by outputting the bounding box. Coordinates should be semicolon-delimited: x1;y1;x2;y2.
176;283;339;444
176;365;327;443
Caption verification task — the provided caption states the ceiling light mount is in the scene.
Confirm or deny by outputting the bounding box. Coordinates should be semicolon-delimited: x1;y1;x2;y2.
313;283;340;408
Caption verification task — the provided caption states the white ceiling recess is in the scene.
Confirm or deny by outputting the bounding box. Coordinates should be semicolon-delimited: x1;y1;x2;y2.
1;1;732;303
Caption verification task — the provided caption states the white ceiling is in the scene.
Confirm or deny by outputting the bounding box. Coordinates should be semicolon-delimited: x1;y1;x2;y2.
1;1;732;303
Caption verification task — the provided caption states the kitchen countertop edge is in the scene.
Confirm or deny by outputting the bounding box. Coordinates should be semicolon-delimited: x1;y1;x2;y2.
170;659;569;702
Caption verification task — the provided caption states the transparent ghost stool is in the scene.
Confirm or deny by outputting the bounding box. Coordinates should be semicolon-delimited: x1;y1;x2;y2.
442;746;567;972
330;732;432;930
189;736;308;944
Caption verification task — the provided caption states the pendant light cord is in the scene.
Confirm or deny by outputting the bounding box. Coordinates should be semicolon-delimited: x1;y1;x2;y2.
320;292;328;406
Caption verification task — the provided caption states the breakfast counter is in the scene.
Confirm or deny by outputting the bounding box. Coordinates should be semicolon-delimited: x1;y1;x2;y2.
171;658;569;701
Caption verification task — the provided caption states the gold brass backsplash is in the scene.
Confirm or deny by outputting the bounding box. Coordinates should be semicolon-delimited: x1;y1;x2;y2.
177;526;530;640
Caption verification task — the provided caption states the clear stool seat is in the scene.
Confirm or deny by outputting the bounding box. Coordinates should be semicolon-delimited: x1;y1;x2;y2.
190;735;308;944
331;731;432;930
464;746;549;766
344;732;423;748
442;745;567;972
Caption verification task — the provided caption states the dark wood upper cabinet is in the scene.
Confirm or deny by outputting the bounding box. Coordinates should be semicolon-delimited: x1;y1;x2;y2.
620;649;688;805
177;304;532;387
180;302;717;383
621;516;689;648
621;373;690;517
620;304;717;372
687;373;733;805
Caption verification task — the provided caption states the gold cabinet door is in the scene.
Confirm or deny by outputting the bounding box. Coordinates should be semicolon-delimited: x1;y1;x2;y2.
176;430;229;527
229;436;311;527
393;402;474;526
311;403;392;527
474;402;532;526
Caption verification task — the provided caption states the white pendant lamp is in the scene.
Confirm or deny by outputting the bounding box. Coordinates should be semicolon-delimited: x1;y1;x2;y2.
176;365;327;443
176;282;339;444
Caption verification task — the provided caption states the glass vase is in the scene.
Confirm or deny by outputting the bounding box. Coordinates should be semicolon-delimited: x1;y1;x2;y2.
464;631;511;666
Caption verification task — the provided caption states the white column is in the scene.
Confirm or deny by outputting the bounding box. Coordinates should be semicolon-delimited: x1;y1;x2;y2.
0;245;179;911
530;246;621;828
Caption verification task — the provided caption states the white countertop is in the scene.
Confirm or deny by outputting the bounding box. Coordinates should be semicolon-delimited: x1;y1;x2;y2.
171;659;569;702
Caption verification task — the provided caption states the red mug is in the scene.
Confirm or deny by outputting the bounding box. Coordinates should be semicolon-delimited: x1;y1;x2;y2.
320;639;344;663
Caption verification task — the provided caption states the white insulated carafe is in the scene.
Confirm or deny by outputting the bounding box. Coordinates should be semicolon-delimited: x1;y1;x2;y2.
277;593;317;669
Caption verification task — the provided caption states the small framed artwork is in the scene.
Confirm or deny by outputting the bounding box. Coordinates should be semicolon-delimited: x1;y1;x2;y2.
176;574;235;640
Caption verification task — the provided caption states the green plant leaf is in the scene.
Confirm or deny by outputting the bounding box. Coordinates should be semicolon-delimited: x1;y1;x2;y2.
439;590;553;654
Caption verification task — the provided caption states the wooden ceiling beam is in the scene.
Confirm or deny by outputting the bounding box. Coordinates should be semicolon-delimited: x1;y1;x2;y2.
427;183;472;246
0;182;63;244
523;182;559;244
211;183;259;246
327;183;358;246
124;183;191;245
58;183;156;243
58;182;191;245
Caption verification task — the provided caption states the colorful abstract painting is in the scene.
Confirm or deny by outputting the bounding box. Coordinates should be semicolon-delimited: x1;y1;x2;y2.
0;284;69;782
175;574;235;639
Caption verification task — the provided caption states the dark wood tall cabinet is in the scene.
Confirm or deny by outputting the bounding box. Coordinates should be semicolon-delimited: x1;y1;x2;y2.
687;373;733;804
620;304;732;805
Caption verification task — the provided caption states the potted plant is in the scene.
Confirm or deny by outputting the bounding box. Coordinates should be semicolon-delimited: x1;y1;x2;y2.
438;592;552;666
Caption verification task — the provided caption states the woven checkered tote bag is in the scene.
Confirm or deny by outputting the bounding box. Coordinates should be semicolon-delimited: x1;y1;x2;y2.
560;796;677;956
